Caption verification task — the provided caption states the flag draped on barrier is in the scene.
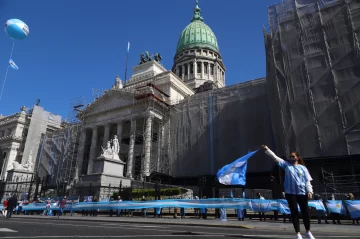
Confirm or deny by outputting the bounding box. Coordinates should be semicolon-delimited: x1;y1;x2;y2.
0;198;342;213
344;200;360;219
217;150;258;185
326;200;347;215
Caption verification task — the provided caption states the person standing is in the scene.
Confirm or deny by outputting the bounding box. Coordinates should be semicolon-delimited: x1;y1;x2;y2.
6;195;17;218
58;196;67;217
256;192;266;221
263;145;315;239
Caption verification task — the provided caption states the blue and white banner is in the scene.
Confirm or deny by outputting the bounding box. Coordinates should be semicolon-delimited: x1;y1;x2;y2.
250;199;273;213
217;150;258;185
308;200;326;212
326;200;346;215
2;199;358;215
278;199;291;214
344;200;360;219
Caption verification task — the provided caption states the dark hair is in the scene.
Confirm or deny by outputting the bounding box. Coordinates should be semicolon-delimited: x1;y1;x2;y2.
290;151;305;166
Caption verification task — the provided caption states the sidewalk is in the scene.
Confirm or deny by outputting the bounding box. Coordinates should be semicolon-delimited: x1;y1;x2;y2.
12;214;360;233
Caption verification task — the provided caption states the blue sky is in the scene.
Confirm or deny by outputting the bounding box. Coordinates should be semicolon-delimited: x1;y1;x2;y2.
0;0;273;117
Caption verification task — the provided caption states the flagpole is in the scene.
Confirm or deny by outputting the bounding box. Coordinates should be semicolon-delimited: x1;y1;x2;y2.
124;41;130;83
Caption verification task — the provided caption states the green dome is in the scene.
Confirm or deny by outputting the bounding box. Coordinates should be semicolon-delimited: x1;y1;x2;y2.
175;1;219;55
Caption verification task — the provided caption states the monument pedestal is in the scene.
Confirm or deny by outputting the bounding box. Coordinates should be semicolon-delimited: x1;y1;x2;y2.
6;169;34;182
93;156;125;175
79;156;131;199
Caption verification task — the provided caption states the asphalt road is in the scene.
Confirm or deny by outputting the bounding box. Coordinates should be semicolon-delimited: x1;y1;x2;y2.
0;218;359;239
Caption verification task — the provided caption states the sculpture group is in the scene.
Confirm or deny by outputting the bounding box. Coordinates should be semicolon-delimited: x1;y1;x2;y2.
101;135;121;160
12;150;34;171
139;51;162;65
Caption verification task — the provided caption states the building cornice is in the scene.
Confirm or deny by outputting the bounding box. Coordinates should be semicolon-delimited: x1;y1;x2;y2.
0;135;23;143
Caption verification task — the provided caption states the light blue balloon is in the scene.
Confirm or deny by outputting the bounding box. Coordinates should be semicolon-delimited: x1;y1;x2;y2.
4;19;29;40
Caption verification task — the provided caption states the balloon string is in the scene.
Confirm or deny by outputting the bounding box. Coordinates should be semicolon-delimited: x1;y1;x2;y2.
0;40;16;101
9;40;15;59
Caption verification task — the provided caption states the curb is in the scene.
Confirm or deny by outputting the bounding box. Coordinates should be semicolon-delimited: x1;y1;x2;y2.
12;216;360;233
12;215;253;230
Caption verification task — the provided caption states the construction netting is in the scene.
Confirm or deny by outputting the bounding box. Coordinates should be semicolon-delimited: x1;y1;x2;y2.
264;0;360;158
170;79;276;178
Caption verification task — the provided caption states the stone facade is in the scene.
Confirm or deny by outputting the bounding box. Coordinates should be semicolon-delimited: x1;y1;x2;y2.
0;105;62;181
76;60;194;194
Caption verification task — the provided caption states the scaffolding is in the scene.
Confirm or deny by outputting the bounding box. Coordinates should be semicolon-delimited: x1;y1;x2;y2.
264;0;360;158
130;83;171;180
320;167;360;199
55;97;86;190
169;79;276;178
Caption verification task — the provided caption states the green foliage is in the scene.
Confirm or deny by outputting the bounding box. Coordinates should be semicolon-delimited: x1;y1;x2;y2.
112;187;184;200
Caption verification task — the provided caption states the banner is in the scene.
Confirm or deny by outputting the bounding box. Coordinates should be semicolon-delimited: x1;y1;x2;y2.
1;199;357;215
344;200;360;219
326;200;346;215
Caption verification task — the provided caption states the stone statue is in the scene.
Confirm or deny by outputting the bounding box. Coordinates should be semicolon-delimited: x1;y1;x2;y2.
101;141;113;158
112;76;123;90
100;136;120;160
36;99;40;106
20;106;27;112
23;150;34;171
12;161;25;170
154;53;162;62
145;51;152;62
139;53;147;64
112;135;120;160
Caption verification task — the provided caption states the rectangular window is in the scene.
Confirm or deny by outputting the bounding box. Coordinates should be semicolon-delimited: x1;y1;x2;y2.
204;63;208;74
178;66;182;76
210;64;214;75
197;62;201;73
184;64;188;75
190;63;194;74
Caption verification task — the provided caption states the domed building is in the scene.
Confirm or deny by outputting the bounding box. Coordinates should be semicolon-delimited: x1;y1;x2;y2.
172;1;226;90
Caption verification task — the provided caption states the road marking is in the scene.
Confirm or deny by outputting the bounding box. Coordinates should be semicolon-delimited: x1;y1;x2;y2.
2;220;226;236
0;235;212;238
102;223;165;228
0;228;17;232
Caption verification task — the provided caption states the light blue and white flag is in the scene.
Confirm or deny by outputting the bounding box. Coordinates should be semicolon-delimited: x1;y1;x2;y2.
217;150;258;185
9;59;19;70
308;200;326;212
326;200;346;215
127;41;130;53
278;199;291;214
344;200;360;219
250;199;273;213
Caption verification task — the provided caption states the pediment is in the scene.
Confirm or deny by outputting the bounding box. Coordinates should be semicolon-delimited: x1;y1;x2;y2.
83;90;135;116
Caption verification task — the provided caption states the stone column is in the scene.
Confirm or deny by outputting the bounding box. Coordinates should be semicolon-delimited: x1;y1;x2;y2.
208;63;210;79
117;122;123;153
142;115;153;179
181;65;184;80
88;126;98;175
201;62;204;79
77;129;87;177
103;124;111;148
126;119;136;179
194;60;197;76
187;63;190;79
0;149;9;180
156;124;164;172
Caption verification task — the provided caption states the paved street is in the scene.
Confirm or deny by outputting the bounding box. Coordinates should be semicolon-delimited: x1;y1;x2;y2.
0;217;360;238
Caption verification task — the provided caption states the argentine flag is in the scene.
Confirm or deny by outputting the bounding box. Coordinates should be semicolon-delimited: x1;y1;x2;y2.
217;150;258;185
127;41;130;53
344;200;360;219
326;200;346;215
9;59;19;70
